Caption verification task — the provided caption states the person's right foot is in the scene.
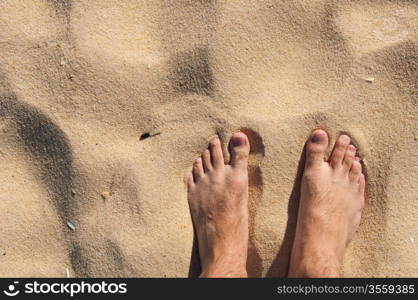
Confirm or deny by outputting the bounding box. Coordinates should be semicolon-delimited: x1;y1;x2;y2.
288;129;366;277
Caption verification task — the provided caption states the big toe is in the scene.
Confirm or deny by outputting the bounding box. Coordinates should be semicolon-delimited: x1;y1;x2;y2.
305;129;328;168
229;131;250;169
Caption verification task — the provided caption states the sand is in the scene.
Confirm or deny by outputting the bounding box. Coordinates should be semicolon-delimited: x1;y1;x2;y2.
0;0;417;277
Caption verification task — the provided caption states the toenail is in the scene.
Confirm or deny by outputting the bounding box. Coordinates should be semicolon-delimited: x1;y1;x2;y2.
348;145;356;152
232;135;244;147
210;136;220;145
310;131;326;143
339;135;350;143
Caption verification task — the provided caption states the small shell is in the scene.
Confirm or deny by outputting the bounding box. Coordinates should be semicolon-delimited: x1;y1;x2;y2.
365;77;375;83
66;221;76;232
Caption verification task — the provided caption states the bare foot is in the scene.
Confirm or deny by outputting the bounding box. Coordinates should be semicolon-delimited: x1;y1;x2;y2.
187;132;250;277
288;129;366;277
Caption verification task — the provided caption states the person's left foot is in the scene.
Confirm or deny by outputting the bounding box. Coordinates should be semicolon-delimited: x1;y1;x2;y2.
187;132;250;277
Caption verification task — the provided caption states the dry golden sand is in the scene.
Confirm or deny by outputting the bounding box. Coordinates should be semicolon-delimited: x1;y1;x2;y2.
0;0;417;277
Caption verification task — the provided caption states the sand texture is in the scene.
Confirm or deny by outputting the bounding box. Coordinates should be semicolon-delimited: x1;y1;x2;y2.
0;0;417;277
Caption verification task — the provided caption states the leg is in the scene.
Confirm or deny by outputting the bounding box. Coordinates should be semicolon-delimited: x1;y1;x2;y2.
187;132;250;277
288;129;366;277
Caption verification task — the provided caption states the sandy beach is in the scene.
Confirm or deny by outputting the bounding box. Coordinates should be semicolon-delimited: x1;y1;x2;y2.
0;0;417;277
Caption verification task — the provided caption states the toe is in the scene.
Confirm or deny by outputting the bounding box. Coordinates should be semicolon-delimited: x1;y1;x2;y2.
330;134;350;168
305;129;328;168
349;160;362;182
359;174;366;202
229;131;250;169
202;149;212;172
359;173;366;190
209;136;225;168
193;158;204;181
187;173;195;187
343;145;356;170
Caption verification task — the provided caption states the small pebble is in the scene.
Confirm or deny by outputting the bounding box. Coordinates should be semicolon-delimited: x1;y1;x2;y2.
365;77;375;83
101;191;110;200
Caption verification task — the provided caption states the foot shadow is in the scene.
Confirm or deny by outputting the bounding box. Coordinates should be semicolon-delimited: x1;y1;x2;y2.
265;147;306;277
